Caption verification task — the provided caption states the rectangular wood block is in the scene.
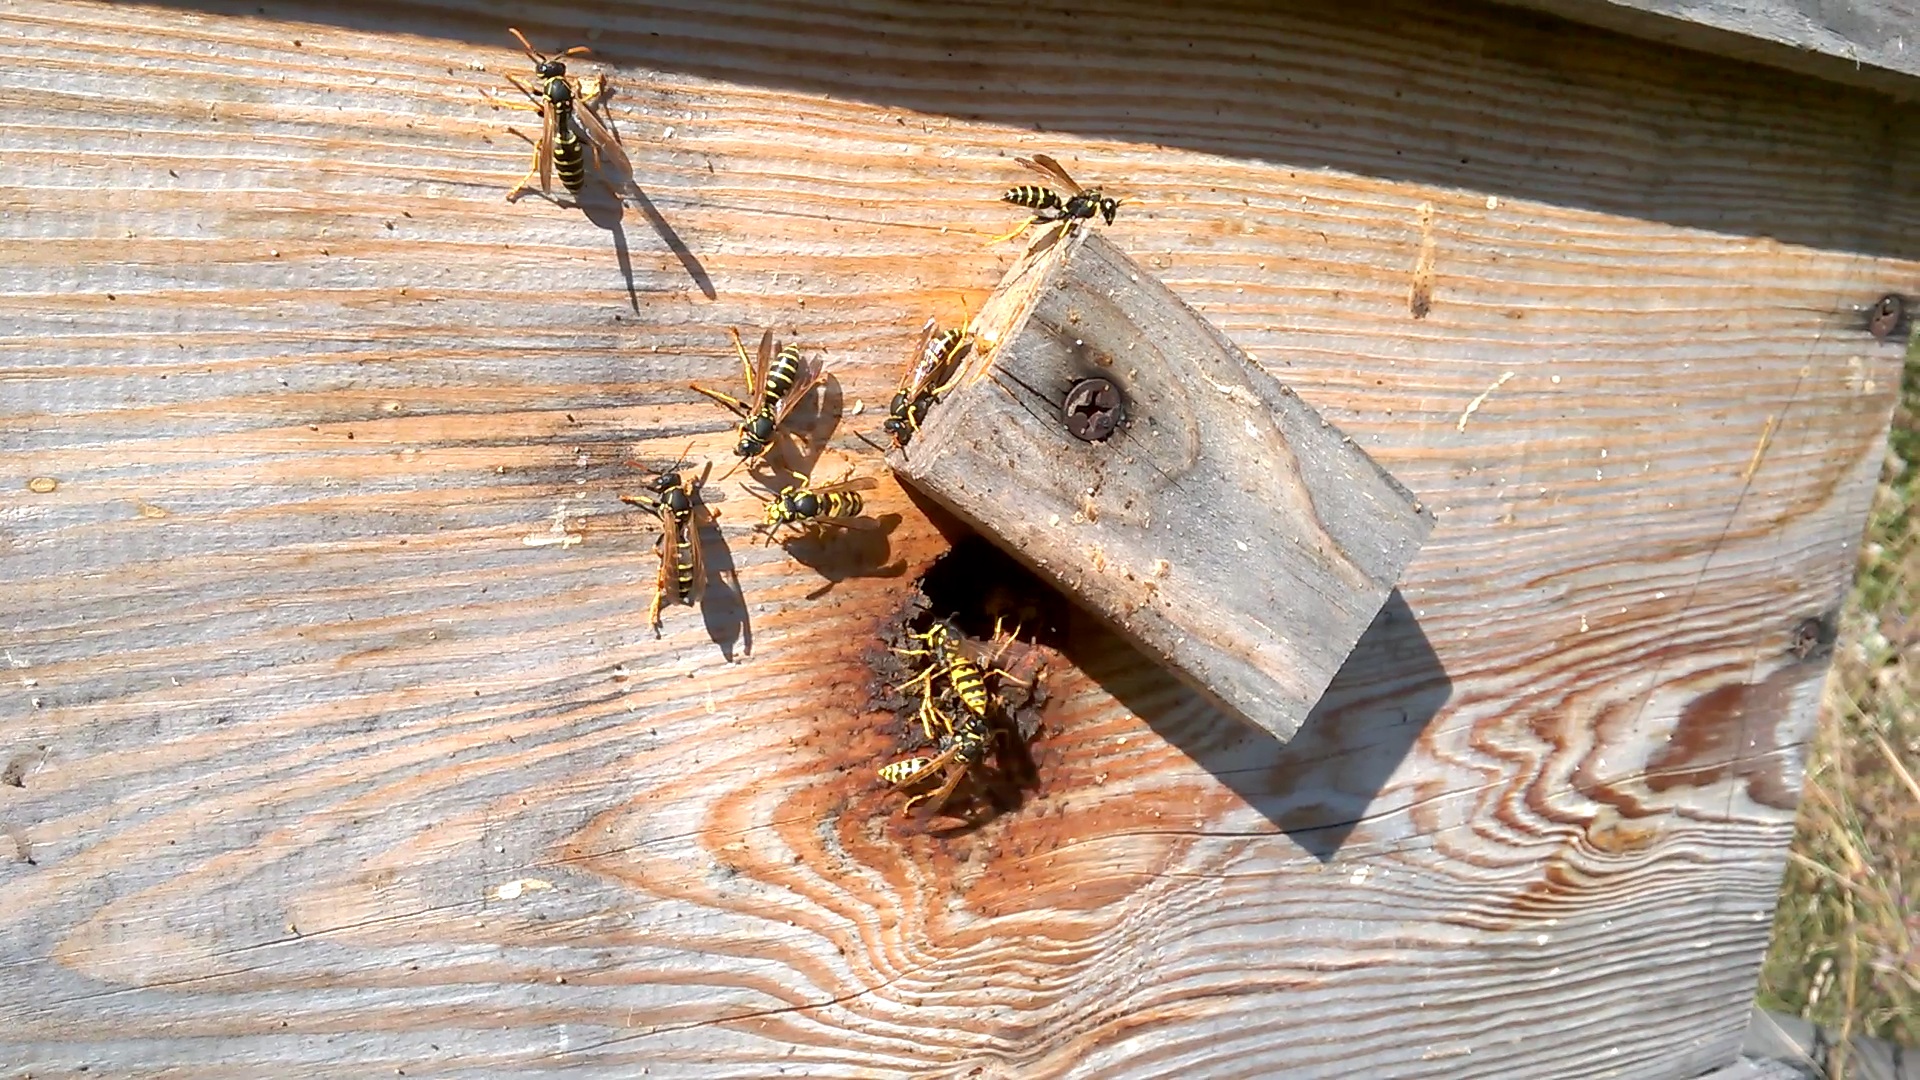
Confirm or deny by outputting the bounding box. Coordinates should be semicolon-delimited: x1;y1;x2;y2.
891;228;1437;743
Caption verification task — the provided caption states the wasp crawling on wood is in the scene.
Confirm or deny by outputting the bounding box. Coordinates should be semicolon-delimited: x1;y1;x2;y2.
745;471;879;544
496;27;633;202
893;618;1026;740
995;153;1121;244
881;317;972;449
619;453;714;634
879;703;1003;816
692;327;826;476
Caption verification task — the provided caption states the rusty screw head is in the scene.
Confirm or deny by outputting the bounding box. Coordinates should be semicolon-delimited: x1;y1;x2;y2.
1868;294;1904;341
1063;378;1121;441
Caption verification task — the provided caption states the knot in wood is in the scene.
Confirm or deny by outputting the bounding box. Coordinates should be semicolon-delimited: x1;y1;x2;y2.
1063;378;1122;441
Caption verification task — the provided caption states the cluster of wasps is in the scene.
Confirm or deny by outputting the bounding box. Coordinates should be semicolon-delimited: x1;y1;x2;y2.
494;30;1115;819
878;617;1040;819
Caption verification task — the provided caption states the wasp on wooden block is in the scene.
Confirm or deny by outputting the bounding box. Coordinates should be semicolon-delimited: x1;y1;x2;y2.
745;472;879;544
881;317;972;450
692;327;826;476
619;454;714;634
994;153;1120;244
496;27;633;202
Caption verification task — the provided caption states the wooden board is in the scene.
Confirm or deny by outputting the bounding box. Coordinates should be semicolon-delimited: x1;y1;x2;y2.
893;227;1434;745
1502;0;1920;98
1;0;1915;1075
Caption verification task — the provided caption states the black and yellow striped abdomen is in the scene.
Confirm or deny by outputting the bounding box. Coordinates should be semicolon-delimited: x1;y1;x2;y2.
670;516;697;603
926;623;990;718
759;345;805;411
1004;184;1062;212
552;114;586;193
815;490;863;520
879;757;934;786
540;76;588;194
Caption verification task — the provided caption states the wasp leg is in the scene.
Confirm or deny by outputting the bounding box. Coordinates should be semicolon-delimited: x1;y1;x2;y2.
689;384;753;417
987;218;1035;245
918;685;959;740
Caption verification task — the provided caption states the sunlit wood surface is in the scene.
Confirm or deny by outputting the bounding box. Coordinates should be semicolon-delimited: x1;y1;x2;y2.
1;0;1914;1075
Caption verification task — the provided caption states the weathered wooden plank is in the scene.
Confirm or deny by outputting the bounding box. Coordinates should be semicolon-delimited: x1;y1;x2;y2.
0;0;1915;1076
893;226;1433;744
1501;0;1920;98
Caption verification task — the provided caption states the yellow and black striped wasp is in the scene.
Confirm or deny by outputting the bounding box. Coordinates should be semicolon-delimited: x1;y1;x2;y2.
497;27;633;202
893;618;1025;740
995;153;1121;244
881;317;972;450
744;471;879;544
692;327;826;476
618;453;714;634
878;699;1005;817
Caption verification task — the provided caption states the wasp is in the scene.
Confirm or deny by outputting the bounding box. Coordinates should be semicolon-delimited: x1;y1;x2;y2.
497;27;633;202
691;327;825;475
894;618;1024;740
879;703;999;816
618;455;714;634
745;472;879;543
881;317;972;449
995;153;1120;244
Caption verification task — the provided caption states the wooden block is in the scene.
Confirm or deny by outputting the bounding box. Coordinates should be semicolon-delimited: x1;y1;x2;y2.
891;227;1436;744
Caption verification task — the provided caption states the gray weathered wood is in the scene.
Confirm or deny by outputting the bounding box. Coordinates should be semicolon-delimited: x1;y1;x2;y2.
891;227;1433;744
1501;0;1920;98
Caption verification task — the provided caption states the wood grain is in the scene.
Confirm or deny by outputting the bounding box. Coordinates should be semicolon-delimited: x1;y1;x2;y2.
1;0;1915;1075
894;227;1434;745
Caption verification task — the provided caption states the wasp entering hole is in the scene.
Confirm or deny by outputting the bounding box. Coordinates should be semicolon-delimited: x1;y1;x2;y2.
867;538;1068;826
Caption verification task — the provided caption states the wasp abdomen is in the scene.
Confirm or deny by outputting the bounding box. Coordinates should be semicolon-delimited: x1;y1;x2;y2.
761;346;805;408
1004;185;1062;212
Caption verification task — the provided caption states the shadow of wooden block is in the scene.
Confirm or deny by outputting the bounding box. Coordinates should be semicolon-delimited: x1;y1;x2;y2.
890;226;1436;744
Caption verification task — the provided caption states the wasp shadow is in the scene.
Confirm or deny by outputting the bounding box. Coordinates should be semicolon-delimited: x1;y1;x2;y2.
783;367;846;479
776;515;908;600
694;488;749;660
575;178;715;308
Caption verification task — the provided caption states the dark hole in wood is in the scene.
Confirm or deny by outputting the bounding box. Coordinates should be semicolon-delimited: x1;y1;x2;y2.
863;536;1066;826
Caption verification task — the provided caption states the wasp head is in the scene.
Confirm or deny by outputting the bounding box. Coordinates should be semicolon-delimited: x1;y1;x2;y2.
1098;196;1119;225
535;58;568;80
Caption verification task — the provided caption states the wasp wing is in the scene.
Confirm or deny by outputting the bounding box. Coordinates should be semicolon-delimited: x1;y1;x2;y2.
537;90;558;196
1019;153;1082;195
571;85;638;198
897;317;938;396
686;483;712;606
803;476;879;497
889;744;962;789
